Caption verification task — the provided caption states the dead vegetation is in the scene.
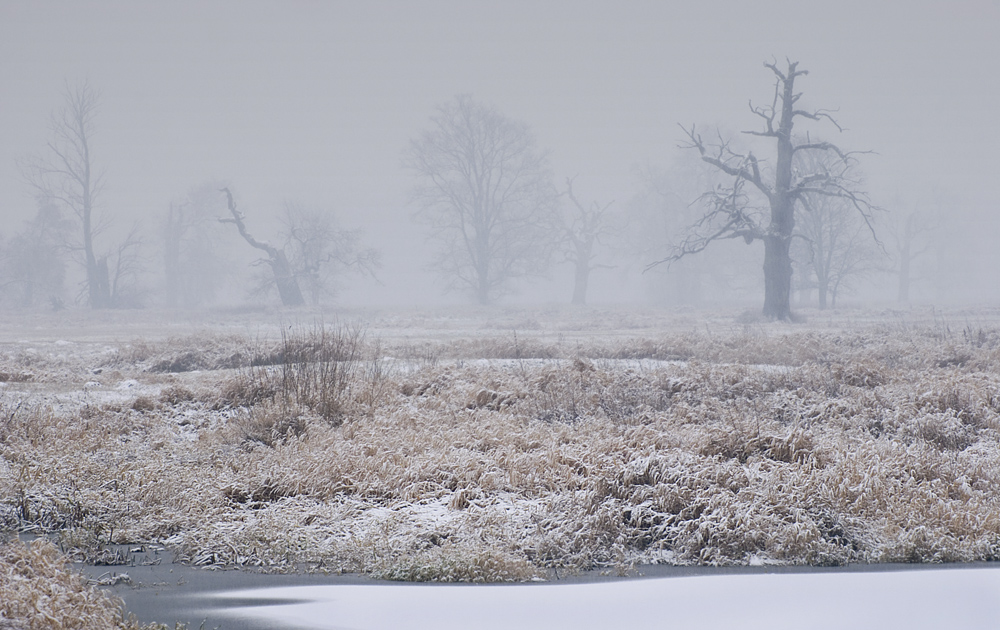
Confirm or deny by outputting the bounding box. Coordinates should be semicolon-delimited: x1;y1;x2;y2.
0;537;179;629
2;311;1000;604
104;333;248;373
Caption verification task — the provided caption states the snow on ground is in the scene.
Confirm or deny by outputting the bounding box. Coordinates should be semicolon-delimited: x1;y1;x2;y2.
209;566;1000;630
4;304;1000;626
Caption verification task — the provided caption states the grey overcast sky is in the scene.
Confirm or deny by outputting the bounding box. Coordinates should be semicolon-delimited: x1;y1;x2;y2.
1;0;999;301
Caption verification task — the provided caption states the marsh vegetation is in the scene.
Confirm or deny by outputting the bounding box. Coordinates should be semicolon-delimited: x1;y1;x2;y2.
2;307;999;609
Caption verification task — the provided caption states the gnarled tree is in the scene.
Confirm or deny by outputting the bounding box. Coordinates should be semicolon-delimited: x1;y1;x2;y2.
220;188;304;307
649;60;876;320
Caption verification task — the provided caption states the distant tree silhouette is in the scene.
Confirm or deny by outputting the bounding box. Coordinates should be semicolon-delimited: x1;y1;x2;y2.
404;95;558;305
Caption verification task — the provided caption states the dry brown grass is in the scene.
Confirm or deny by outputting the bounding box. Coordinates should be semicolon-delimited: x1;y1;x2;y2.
0;538;176;629
104;333;248;373
2;313;1000;599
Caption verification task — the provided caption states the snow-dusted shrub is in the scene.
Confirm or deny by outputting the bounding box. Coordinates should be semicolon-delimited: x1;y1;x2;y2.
223;323;375;423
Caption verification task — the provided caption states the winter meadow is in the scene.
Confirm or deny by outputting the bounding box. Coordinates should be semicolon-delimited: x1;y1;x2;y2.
2;2;1000;628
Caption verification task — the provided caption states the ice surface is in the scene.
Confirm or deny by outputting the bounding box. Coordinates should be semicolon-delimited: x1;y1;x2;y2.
208;567;1000;630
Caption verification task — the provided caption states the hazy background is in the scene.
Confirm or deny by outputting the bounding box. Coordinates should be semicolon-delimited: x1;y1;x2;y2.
2;0;998;308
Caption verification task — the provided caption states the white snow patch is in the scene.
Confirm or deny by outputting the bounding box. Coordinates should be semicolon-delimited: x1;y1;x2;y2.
208;567;1000;630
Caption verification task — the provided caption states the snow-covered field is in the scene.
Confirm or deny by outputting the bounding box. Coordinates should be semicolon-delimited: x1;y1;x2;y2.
2;304;1000;626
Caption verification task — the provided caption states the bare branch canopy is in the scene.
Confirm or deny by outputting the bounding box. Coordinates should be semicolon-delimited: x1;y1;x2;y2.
650;60;879;320
403;94;558;305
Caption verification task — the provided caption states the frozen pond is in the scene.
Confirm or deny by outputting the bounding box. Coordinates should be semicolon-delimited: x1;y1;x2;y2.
207;566;1000;630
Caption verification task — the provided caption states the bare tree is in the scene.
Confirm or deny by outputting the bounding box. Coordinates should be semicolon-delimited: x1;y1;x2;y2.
163;182;231;307
560;177;615;305
628;159;760;305
104;223;146;308
278;203;380;306
163;201;185;306
220;188;305;307
0;198;71;308
886;205;935;304
404;94;558;305
21;82;111;308
794;194;881;309
650;60;876;320
792;149;882;309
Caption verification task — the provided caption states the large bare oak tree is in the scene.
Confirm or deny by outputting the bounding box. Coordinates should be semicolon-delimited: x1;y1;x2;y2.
650;61;876;320
404;95;557;305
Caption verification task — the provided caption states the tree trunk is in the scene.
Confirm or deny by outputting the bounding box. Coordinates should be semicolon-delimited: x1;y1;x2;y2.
897;240;911;304
762;234;793;320
86;253;111;308
164;204;182;308
86;259;109;308
476;280;491;305
271;250;304;307
816;262;829;309
82;162;110;309
93;256;111;308
474;231;492;305
759;64;800;321
75;86;108;310
571;262;589;305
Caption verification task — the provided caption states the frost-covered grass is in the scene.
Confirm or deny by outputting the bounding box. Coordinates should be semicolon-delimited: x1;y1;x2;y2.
2;307;1000;601
0;537;179;629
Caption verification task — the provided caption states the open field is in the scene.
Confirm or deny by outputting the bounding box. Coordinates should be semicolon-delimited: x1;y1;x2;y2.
3;304;1000;623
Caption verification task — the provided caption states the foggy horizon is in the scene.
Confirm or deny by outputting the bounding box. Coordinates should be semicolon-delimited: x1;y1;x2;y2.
2;0;999;309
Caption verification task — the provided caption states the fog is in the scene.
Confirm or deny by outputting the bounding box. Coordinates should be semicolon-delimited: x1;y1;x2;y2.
1;0;999;310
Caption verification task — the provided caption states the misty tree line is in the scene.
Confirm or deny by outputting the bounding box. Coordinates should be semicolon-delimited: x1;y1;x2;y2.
2;83;380;310
1;64;938;316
